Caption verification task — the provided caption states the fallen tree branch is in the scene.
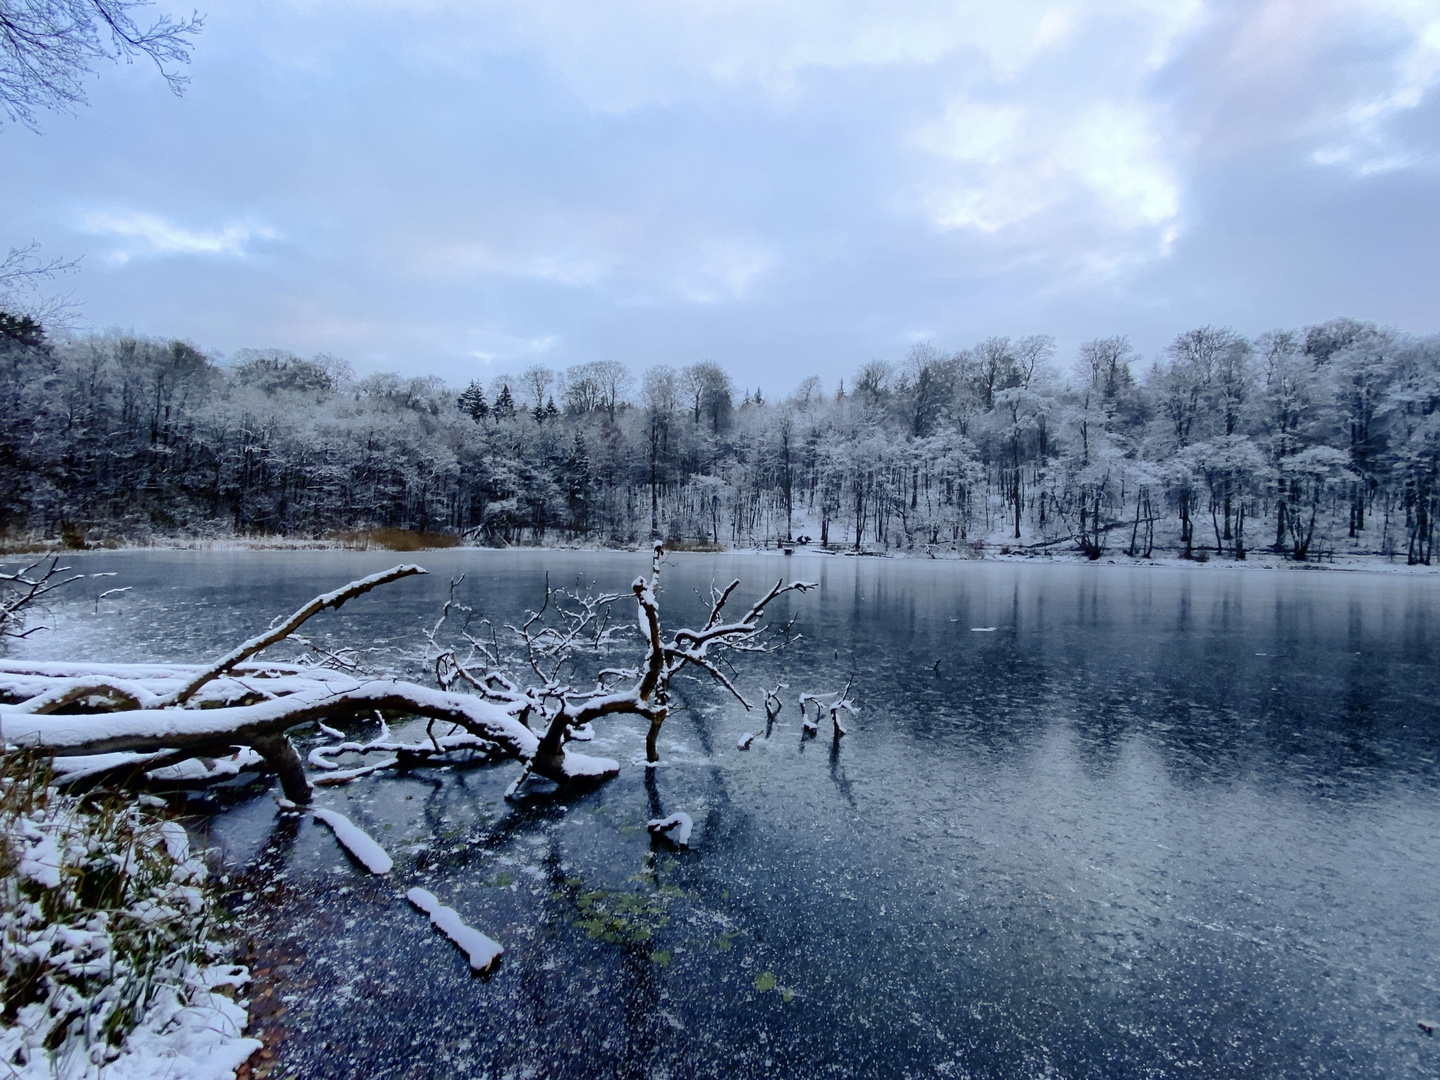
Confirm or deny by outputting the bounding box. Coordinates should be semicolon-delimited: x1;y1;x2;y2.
2;678;620;802
4;549;828;807
162;563;427;706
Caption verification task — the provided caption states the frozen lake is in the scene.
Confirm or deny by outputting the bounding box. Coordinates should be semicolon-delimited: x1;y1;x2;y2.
13;550;1440;1078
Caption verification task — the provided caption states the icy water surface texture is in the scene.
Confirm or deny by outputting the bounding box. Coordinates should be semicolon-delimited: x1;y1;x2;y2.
12;550;1440;1079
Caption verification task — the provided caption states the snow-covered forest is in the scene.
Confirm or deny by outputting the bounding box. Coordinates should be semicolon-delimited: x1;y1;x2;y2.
2;316;1438;563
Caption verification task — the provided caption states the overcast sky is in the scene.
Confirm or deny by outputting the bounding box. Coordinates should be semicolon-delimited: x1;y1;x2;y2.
5;0;1438;391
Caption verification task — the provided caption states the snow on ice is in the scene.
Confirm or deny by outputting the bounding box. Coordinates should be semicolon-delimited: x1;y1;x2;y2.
647;813;693;847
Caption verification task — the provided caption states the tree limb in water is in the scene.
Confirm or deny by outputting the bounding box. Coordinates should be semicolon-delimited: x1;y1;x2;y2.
1;548;825;804
163;563;427;706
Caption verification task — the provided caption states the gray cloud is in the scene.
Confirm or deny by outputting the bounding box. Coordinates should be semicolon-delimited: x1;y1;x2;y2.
4;0;1437;387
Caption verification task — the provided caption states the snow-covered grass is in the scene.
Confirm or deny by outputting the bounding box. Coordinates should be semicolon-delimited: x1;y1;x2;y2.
0;754;257;1079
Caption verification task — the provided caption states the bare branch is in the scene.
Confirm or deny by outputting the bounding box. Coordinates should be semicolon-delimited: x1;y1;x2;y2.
703;579;740;631
163;564;426;706
0;0;205;130
0;557;83;639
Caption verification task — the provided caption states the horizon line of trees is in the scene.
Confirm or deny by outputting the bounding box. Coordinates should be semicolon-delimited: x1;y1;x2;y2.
2;312;1438;564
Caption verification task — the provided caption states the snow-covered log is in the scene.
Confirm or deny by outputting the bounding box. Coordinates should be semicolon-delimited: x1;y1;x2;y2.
2;549;822;804
312;808;393;874
2;676;620;801
407;887;503;973
0;567;620;804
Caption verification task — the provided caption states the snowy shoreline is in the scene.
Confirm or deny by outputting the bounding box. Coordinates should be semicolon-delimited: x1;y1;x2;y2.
2;535;1435;576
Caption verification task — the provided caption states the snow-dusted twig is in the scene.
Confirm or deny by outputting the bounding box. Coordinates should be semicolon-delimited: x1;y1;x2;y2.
764;682;787;715
307;724;500;786
0;556;83;639
799;675;858;739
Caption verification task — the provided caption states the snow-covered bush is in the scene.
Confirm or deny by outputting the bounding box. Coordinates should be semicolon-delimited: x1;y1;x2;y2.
0;754;257;1079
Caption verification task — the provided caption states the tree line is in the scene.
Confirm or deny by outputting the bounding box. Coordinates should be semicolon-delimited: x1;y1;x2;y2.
1;313;1438;563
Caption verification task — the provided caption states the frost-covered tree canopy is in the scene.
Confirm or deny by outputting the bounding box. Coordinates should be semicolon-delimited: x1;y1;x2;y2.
2;319;1438;562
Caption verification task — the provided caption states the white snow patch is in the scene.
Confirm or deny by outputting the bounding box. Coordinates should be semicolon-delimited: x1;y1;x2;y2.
17;832;63;888
647;813;693;848
970;626;997;632
406;887;503;972
47;752;168;783
312;808;393;874
737;732;756;750
1;791;256;1080
558;751;620;778
101;971;260;1080
3;964;262;1080
158;821;191;862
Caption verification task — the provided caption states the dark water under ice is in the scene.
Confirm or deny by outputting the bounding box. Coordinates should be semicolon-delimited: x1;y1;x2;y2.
13;549;1440;1079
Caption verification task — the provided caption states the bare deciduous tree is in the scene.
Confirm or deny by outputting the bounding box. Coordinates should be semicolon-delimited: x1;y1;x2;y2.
0;0;203;130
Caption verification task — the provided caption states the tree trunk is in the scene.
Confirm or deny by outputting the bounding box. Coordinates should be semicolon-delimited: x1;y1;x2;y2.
251;733;312;804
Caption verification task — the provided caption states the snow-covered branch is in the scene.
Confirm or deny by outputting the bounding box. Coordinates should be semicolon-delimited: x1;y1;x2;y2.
2;549;821;807
800;675;857;739
163;563;427;706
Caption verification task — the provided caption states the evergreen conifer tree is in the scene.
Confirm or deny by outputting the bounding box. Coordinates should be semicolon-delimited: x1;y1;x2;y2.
494;383;516;420
458;380;489;421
